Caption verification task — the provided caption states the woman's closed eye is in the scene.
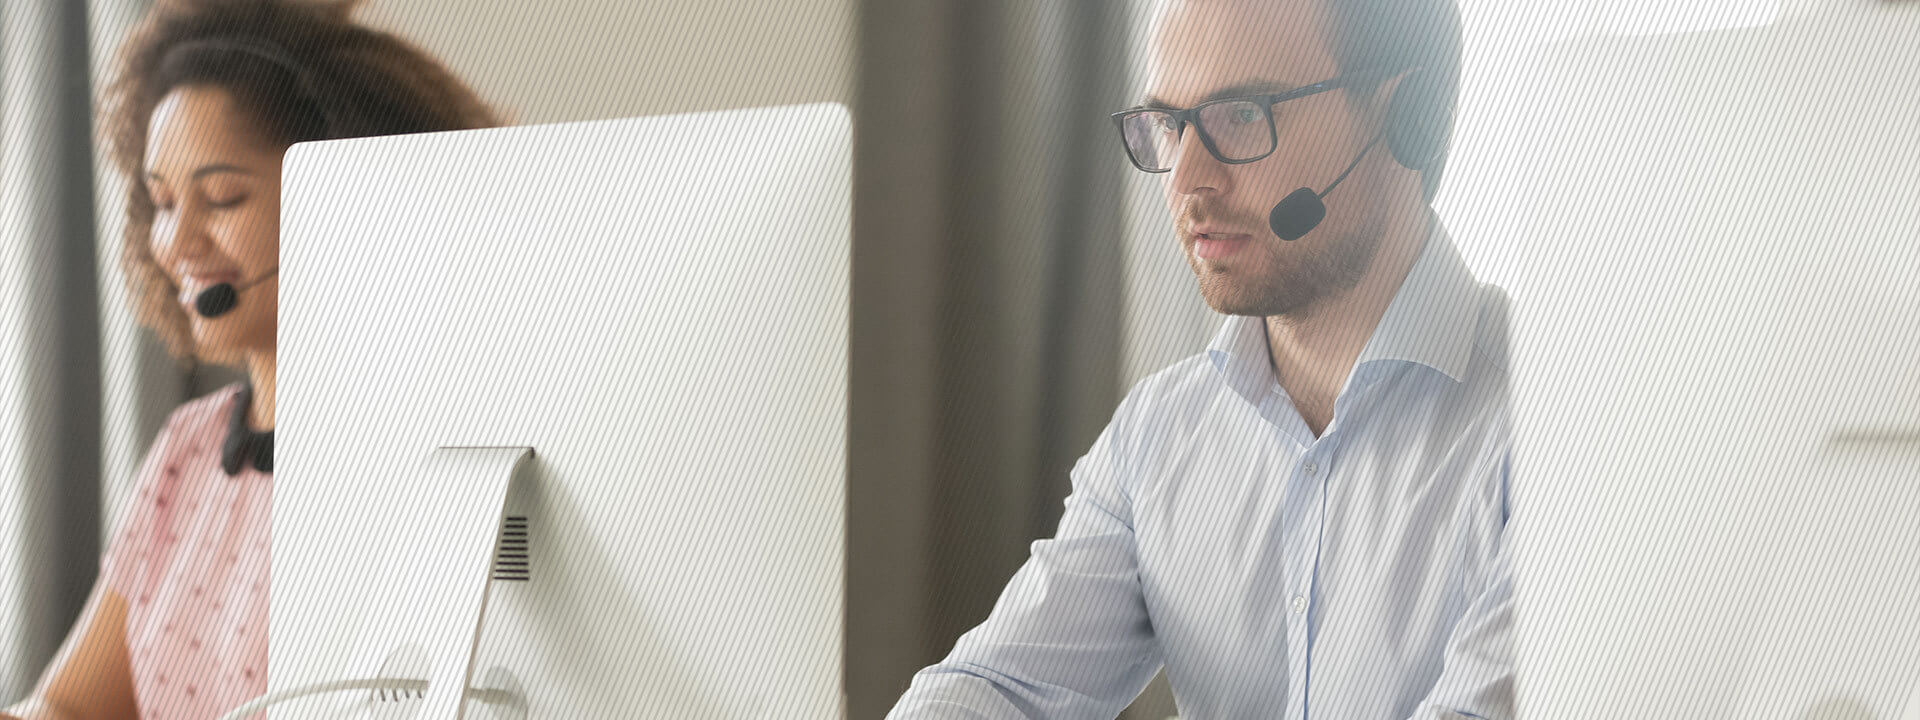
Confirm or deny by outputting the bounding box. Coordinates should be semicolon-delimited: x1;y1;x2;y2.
200;177;250;209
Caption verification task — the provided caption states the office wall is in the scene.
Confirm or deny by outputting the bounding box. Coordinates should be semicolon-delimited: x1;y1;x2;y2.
1440;0;1917;293
358;0;854;123
1496;4;1920;717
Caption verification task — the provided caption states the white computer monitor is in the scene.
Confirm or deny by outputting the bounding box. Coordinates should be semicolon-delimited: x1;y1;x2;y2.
270;104;849;718
1501;10;1920;720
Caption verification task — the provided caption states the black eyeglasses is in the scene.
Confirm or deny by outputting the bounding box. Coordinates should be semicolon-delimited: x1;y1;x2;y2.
1112;69;1389;173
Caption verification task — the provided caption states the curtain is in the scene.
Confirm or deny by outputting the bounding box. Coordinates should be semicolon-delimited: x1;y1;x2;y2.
1;0;106;699
0;0;192;701
848;0;1183;716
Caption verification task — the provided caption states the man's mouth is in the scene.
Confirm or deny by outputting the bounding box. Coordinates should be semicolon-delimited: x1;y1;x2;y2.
1192;231;1253;261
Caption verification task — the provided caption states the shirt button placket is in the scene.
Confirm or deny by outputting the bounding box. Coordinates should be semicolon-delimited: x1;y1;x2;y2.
1272;434;1338;719
1291;449;1333;720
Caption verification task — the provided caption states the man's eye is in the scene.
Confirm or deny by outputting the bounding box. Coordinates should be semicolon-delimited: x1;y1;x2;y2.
1233;106;1261;124
208;195;247;209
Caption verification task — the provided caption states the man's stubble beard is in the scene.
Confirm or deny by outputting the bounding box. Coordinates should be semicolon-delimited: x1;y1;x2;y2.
1187;204;1386;319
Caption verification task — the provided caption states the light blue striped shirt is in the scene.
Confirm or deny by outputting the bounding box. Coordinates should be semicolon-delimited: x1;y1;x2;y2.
889;222;1515;719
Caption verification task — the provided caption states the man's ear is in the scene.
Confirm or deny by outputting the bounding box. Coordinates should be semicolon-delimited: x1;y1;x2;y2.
1373;67;1417;118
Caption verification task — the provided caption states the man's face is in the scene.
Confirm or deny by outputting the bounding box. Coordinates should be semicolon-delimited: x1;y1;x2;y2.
1145;0;1393;318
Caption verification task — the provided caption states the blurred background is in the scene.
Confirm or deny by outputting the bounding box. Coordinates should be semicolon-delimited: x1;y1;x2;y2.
0;0;1911;717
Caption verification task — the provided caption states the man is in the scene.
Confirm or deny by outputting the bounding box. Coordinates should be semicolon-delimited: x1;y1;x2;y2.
887;0;1511;718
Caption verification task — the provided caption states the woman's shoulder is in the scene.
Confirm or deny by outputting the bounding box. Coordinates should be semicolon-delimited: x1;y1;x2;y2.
151;382;246;455
104;383;250;586
164;381;246;428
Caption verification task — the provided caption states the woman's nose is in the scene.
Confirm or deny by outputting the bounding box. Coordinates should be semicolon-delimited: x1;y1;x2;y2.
154;200;213;265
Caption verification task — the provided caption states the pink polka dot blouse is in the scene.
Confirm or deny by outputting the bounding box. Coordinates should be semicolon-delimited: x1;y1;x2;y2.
100;384;270;720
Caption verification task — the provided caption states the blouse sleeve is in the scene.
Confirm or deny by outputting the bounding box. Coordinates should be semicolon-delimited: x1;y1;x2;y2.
98;412;188;602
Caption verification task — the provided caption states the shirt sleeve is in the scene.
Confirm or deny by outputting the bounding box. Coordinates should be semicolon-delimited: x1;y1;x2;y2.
98;412;185;602
886;388;1162;720
1407;454;1517;720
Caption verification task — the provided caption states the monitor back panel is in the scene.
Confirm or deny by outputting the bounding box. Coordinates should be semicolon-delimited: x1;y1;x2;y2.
1506;12;1920;719
274;104;850;718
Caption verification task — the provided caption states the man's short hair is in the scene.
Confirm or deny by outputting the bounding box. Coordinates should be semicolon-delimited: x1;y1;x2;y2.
1326;0;1463;202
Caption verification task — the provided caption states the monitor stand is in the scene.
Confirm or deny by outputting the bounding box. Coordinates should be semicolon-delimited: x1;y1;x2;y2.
346;447;531;720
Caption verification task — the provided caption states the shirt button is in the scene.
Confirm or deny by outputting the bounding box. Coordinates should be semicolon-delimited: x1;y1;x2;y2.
1291;595;1308;614
1302;460;1318;475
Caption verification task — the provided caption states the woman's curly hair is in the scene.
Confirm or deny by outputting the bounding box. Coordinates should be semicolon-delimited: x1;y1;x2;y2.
102;0;500;362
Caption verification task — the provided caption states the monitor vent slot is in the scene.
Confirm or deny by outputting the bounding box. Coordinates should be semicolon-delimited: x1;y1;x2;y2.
492;515;530;582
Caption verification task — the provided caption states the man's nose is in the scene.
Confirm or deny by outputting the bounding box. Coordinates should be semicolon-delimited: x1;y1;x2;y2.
1168;125;1229;197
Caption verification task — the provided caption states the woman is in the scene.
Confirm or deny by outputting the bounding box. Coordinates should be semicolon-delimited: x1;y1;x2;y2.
2;1;496;718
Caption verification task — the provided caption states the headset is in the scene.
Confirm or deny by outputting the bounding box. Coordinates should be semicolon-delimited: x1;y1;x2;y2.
162;35;333;319
166;34;337;138
1385;66;1451;174
1268;65;1454;241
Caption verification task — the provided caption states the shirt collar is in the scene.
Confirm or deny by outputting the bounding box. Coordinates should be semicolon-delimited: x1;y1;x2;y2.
1207;218;1481;405
1207;313;1275;408
1352;218;1480;383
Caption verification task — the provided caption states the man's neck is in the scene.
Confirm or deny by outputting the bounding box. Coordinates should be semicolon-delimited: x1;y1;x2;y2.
1265;210;1432;436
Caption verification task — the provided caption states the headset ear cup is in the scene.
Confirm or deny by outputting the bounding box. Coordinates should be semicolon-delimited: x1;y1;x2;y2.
1386;69;1449;172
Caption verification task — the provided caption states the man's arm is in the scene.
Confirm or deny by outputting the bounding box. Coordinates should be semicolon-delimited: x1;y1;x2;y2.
1408;455;1518;720
887;392;1162;719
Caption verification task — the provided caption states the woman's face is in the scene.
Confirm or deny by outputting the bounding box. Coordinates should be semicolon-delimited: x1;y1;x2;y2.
144;85;284;361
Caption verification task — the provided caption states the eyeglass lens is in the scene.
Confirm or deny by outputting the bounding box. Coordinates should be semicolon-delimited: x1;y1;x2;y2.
1121;99;1273;171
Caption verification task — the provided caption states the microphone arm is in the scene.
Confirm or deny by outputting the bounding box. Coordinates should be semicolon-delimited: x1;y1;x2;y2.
232;266;280;292
1267;131;1385;242
1316;132;1384;203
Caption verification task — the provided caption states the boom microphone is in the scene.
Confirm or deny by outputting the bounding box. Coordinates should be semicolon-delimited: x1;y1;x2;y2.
193;267;279;319
1268;132;1385;242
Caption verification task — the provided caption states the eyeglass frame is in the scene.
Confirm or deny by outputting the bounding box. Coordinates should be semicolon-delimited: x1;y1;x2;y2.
1110;67;1393;173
